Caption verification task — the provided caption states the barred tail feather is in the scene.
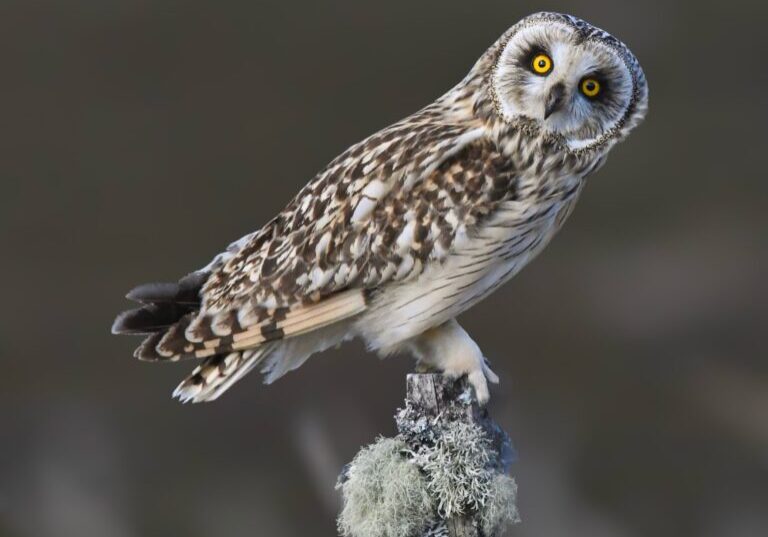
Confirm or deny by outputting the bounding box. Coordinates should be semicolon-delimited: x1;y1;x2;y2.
173;323;352;403
114;273;367;402
173;347;272;403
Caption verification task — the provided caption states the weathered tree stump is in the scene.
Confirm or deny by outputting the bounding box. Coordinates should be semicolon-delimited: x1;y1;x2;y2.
403;374;514;475
337;374;518;537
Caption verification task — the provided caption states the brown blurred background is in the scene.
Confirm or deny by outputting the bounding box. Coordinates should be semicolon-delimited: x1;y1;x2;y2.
0;1;766;536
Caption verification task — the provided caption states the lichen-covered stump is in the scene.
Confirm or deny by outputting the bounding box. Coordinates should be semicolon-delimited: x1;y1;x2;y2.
337;374;519;537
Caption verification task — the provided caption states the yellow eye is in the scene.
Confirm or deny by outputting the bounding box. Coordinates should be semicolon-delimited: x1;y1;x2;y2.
531;53;553;75
581;78;601;98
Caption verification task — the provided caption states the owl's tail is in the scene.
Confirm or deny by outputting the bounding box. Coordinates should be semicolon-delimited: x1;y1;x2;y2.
171;347;273;403
113;274;355;403
172;323;351;403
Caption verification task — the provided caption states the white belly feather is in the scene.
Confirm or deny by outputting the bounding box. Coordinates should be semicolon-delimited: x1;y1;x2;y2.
357;194;578;351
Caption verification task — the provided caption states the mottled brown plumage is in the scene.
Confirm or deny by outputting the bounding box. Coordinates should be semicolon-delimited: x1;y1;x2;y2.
113;12;648;403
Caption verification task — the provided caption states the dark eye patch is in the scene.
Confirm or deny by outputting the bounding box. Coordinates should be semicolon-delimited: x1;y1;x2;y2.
580;71;609;101
519;45;550;70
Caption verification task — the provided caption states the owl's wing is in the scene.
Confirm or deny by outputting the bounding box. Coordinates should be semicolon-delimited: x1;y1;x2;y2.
115;106;518;362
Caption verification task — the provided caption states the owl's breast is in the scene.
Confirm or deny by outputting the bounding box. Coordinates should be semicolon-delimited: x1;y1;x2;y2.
358;185;583;348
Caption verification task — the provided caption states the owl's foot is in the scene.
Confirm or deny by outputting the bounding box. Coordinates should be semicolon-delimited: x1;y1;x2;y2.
408;319;499;405
414;362;439;374
448;355;499;406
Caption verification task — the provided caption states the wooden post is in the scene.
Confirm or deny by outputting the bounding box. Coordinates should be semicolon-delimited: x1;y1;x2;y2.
402;374;514;537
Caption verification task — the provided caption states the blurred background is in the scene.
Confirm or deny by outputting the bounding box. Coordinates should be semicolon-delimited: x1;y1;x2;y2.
1;1;766;536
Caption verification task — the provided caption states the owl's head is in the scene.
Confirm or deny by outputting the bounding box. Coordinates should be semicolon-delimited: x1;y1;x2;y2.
488;13;648;153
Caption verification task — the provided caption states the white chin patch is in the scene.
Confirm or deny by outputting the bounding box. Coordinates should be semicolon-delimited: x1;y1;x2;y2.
562;113;622;152
566;135;605;151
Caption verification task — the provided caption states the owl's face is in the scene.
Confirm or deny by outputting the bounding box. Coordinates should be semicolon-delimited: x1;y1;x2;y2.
491;13;648;152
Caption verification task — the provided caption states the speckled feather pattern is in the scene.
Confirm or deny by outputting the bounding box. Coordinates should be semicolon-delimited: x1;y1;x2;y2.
113;12;648;402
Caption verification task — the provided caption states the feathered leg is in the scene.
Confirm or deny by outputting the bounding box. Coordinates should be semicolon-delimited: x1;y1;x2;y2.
405;318;499;404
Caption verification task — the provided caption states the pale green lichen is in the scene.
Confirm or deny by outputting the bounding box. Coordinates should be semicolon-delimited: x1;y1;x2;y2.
336;437;434;537
338;422;519;537
416;420;493;518
480;474;521;536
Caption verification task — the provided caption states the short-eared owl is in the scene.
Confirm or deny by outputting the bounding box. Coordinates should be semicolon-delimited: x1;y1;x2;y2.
113;12;648;404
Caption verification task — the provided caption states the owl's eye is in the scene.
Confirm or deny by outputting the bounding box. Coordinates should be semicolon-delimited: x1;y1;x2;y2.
580;78;601;98
531;53;553;75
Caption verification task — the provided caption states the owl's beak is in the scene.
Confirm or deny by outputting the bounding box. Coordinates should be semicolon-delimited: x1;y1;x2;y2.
544;83;566;119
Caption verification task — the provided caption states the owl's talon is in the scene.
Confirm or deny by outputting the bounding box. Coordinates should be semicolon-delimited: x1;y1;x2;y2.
483;358;500;384
467;369;491;405
407;319;498;405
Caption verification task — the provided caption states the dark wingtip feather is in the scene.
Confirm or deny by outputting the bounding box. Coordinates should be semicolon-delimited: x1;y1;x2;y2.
126;283;181;303
114;271;208;363
112;303;190;335
112;307;151;335
126;271;207;305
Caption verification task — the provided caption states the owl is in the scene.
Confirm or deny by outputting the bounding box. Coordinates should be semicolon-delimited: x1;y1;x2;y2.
113;12;648;404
